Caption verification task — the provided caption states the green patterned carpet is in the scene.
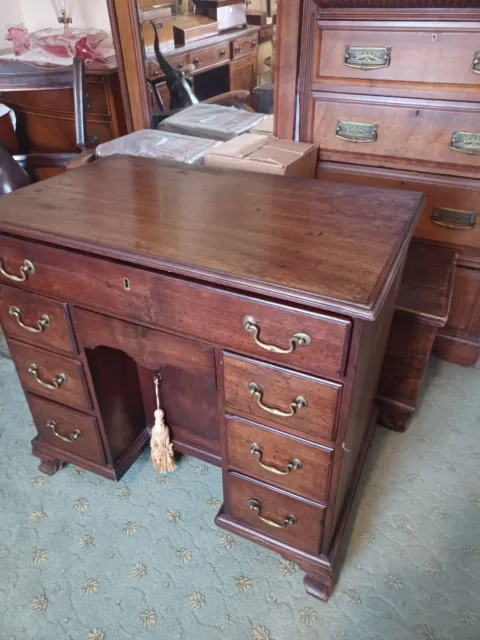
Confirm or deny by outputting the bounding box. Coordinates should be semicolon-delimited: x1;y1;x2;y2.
0;354;479;640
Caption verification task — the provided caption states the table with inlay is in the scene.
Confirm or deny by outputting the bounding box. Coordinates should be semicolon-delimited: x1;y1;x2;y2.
0;157;423;600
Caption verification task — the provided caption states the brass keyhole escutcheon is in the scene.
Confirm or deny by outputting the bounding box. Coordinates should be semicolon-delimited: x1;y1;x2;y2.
123;278;131;291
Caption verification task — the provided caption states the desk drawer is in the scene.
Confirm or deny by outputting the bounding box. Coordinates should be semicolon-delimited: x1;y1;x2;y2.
223;353;341;442
232;35;258;60
149;54;189;78
315;21;480;96
225;472;325;554
191;43;230;72
317;164;480;258
225;416;333;503
9;340;92;412
313;93;480;177
27;394;104;465
232;34;259;59
0;236;351;379
0;285;76;355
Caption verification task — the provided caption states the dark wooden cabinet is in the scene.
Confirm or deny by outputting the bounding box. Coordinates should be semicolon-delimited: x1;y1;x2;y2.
275;0;480;366
0;156;422;601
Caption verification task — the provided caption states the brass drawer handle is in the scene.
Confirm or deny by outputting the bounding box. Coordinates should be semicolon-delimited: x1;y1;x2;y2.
249;382;308;418
243;316;311;354
28;363;67;390
220;49;227;57
235;46;243;53
0;258;35;282
431;207;477;230
336;120;378;143
248;499;297;529
46;419;81;443
471;50;480;74
450;131;480;155
344;45;391;70
250;442;303;475
9;306;50;333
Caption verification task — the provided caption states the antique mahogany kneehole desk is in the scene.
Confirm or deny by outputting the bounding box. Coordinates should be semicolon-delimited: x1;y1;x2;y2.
0;157;423;600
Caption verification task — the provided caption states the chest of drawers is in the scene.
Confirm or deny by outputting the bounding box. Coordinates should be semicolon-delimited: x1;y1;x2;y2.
278;0;480;367
0;156;422;600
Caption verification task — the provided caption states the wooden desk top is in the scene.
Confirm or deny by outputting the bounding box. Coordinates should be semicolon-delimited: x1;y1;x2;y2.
0;156;424;319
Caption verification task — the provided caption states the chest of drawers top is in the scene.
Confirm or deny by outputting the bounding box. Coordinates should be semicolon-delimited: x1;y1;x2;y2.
0;156;423;320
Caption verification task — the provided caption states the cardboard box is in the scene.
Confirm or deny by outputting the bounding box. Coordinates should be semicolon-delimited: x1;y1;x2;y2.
250;114;274;137
204;133;318;178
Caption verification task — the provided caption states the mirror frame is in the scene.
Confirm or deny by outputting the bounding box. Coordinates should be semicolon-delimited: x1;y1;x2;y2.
107;0;301;137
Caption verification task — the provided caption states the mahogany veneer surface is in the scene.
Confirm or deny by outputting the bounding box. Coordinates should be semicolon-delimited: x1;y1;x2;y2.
0;156;423;319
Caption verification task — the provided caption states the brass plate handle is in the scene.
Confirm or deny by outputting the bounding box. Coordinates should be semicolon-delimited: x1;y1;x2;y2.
472;50;480;74
243;316;311;354
28;363;67;390
9;306;50;333
46;419;81;443
248;499;297;529
336;120;379;143
450;131;480;155
344;45;391;70
0;258;35;282
432;207;477;230
250;442;303;475
249;382;308;418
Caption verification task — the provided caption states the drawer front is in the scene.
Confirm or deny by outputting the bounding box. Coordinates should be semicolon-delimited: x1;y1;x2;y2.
313;93;480;177
317;164;480;257
225;416;333;503
28;394;105;465
191;43;230;72
3;78;109;118
0;236;350;379
232;34;259;59
0;285;76;355
149;54;189;78
223;353;341;441
225;472;325;554
315;21;480;95
9;340;92;412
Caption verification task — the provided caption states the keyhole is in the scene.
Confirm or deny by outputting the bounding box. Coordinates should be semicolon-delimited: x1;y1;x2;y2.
432;34;437;42
123;278;131;291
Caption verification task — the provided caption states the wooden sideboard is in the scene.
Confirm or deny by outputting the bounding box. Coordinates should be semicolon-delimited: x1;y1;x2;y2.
0;60;127;180
274;0;480;366
145;26;260;113
0;156;422;600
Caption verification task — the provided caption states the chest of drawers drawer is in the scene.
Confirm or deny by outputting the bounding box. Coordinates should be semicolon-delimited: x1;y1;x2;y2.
317;163;480;260
223;353;341;442
0;285;77;355
9;340;92;413
314;20;480;98
313;93;480;178
225;472;325;555
225;416;333;504
0;235;351;379
28;394;105;465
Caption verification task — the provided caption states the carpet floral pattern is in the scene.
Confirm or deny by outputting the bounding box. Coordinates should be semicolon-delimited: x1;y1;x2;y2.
0;355;479;639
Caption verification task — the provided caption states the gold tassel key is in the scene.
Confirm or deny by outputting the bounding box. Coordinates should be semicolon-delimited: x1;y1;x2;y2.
150;372;176;474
